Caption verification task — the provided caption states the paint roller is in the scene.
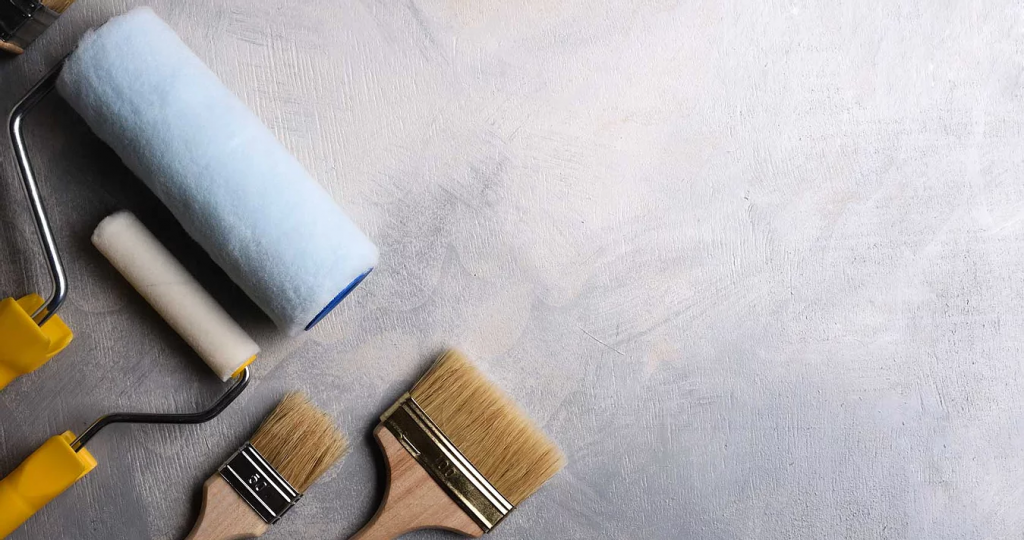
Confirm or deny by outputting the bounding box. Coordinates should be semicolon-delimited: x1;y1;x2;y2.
0;212;259;538
1;6;377;535
0;6;377;389
0;62;76;392
92;212;260;381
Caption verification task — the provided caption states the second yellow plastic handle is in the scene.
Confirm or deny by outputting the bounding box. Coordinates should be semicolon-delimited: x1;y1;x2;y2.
0;431;97;539
0;294;73;391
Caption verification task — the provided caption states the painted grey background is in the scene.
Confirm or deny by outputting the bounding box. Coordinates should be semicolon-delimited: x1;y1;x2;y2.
1;1;1023;538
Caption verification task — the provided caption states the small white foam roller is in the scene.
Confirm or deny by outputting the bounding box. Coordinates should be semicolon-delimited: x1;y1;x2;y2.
92;211;259;381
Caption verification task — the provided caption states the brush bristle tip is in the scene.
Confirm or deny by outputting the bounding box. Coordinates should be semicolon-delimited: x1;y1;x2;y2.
409;350;565;505
250;392;348;493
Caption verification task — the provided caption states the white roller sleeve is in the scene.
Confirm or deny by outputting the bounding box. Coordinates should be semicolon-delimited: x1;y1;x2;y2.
92;212;259;381
59;8;379;334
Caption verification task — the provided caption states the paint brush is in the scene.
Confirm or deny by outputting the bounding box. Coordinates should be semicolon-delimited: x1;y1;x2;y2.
351;350;565;539
186;393;348;539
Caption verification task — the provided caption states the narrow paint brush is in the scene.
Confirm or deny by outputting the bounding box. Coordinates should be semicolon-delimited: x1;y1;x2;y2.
187;393;348;539
351;350;566;539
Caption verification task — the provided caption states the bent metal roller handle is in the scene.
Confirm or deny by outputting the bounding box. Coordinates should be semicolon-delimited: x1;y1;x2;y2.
0;212;261;539
0;59;73;392
0;369;250;539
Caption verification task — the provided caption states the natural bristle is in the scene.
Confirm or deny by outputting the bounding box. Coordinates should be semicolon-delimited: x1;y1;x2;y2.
250;393;348;493
0;41;24;54
409;350;566;505
41;0;75;13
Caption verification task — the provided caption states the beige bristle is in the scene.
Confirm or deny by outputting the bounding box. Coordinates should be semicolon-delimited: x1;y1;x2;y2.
409;350;566;505
250;393;348;493
0;41;24;55
41;0;76;13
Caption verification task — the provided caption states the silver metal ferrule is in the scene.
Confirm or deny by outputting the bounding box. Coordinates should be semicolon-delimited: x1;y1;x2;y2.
218;442;302;524
0;1;60;52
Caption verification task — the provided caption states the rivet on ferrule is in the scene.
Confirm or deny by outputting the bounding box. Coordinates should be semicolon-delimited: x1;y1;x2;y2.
218;442;302;524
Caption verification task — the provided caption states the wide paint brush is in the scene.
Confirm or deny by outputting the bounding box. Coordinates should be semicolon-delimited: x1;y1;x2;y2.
352;350;565;539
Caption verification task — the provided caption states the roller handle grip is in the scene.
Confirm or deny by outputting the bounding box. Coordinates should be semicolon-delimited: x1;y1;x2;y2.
0;432;96;539
185;475;268;540
0;295;74;393
0;476;38;539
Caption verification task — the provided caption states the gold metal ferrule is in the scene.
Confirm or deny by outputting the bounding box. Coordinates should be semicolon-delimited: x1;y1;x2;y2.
381;393;514;532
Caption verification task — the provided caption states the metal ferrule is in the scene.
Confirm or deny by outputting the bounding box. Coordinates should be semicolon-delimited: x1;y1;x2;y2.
381;393;515;532
0;1;60;52
219;442;302;524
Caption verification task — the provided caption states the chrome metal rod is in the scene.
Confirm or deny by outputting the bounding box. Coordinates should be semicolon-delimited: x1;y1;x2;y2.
70;367;251;452
8;59;68;325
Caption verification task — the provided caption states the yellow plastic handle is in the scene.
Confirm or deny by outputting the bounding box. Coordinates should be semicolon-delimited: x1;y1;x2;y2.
0;431;97;538
0;294;73;391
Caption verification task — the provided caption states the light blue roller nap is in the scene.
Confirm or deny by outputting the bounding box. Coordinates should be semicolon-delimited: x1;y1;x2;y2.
57;8;378;335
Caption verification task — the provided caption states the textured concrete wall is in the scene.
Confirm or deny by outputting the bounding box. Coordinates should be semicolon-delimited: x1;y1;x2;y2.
1;1;1023;538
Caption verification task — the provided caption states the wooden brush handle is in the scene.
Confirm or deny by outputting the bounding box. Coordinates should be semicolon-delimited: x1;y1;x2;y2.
185;475;269;540
350;426;484;540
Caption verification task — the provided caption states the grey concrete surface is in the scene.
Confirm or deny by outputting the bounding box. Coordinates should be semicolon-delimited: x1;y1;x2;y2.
2;1;1024;538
